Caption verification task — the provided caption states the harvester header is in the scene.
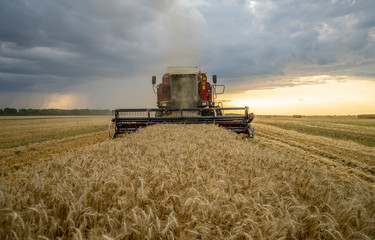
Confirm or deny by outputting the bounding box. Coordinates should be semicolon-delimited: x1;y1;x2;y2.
110;67;255;138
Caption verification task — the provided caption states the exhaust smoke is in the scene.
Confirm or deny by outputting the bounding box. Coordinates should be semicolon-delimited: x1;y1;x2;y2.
171;74;197;108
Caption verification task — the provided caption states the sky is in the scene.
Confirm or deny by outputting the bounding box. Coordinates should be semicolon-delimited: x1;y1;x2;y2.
0;0;375;114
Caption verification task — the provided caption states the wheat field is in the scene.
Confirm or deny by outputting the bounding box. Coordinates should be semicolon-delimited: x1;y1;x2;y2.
0;116;109;149
1;123;375;239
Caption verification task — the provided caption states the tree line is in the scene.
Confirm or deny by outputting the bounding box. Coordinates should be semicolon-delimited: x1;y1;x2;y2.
0;108;112;116
358;114;375;119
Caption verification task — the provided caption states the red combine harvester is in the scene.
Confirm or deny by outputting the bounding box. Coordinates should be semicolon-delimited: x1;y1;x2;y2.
109;67;255;138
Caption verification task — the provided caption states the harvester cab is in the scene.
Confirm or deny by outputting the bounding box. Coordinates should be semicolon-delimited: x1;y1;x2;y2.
110;67;255;138
152;67;225;117
153;67;220;109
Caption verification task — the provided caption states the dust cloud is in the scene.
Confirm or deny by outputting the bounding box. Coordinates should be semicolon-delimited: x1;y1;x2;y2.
171;74;197;108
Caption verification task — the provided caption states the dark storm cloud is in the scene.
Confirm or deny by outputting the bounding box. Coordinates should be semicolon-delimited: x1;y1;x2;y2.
0;0;169;92
201;0;375;82
0;0;375;108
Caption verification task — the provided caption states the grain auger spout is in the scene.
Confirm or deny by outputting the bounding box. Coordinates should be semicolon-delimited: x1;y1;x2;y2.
109;67;255;138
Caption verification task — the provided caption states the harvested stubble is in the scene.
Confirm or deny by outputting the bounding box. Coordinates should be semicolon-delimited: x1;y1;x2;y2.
254;123;375;186
1;124;374;239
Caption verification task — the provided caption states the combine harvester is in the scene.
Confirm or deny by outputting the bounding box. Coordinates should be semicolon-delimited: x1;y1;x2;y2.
109;67;255;138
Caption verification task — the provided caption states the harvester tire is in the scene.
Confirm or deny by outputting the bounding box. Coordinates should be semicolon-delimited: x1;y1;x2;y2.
155;110;163;117
202;109;215;116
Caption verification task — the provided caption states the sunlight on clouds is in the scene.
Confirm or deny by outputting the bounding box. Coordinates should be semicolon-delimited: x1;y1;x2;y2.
247;0;257;12
221;77;375;115
43;93;84;109
29;47;77;59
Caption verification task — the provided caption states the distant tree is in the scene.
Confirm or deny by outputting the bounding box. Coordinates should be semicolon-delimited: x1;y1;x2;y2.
3;108;18;115
0;108;111;116
18;109;30;115
358;114;375;119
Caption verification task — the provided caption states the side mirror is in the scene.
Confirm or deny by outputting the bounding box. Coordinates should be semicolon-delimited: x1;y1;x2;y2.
212;75;217;84
152;76;156;85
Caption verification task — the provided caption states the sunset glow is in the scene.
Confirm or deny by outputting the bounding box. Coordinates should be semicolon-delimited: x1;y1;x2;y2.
222;78;375;115
42;94;84;109
1;1;374;113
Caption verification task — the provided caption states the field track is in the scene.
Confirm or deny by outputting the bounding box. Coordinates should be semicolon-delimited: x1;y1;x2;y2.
0;131;108;171
254;123;375;188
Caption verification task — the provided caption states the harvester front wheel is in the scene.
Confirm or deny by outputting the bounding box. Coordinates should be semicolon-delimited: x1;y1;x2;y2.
202;108;215;116
155;110;163;117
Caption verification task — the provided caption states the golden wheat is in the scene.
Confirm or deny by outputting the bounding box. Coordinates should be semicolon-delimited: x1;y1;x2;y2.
254;123;375;186
0;116;109;149
1;124;374;239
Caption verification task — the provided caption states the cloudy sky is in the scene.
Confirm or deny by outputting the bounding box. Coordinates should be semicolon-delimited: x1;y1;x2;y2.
1;0;375;114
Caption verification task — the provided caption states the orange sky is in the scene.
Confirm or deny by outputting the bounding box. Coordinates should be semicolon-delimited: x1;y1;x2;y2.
36;76;375;115
221;77;375;115
42;93;86;109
